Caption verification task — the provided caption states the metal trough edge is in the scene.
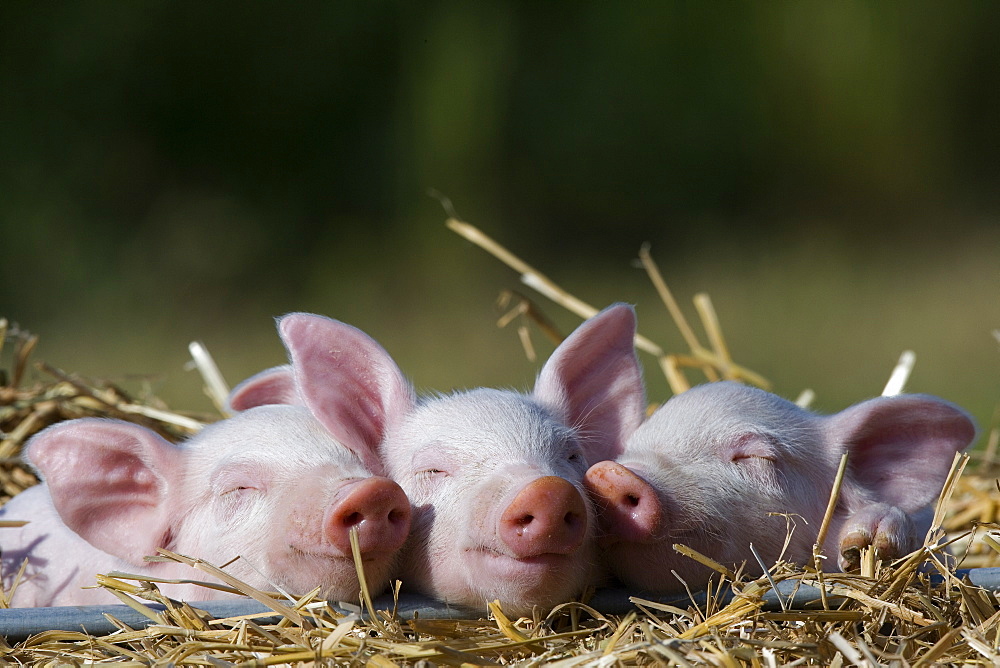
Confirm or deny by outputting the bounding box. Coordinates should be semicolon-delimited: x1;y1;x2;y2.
2;567;998;643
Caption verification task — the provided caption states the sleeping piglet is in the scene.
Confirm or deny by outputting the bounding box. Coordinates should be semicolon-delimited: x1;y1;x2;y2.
0;403;411;607
584;381;976;592
241;304;646;615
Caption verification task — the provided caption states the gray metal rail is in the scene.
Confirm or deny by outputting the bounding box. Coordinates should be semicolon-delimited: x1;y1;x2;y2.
2;567;999;643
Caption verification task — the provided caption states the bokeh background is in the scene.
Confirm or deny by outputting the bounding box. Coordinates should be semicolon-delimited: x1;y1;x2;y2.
2;3;998;436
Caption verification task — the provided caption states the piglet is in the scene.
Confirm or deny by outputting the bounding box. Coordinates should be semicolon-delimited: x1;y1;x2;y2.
270;304;646;615
584;381;976;593
0;406;411;607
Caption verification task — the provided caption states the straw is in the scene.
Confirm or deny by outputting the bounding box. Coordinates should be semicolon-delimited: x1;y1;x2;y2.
447;218;664;356
883;349;916;396
187;341;231;416
447;218;772;395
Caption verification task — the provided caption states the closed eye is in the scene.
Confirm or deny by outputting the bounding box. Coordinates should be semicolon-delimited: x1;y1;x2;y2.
729;432;779;464
221;485;258;495
411;441;457;479
211;460;267;497
732;454;776;463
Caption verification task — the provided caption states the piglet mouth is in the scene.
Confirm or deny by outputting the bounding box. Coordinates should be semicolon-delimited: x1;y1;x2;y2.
480;547;571;563
469;546;574;575
289;545;393;565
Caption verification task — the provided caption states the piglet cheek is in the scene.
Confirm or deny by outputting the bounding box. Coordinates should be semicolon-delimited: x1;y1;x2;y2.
584;461;663;545
279;476;356;557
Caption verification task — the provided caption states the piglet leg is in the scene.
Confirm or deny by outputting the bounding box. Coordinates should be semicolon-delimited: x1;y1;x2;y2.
837;503;918;571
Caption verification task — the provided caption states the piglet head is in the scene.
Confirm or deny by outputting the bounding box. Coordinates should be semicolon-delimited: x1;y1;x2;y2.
27;406;412;601
222;313;425;594
185;406;413;598
586;382;835;592
384;303;646;615
587;381;977;592
390;390;594;614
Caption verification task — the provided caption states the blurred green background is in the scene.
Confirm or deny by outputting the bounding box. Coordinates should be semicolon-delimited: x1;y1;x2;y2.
1;3;998;437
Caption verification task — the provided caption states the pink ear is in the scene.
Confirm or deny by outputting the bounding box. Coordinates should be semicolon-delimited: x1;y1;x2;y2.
279;313;415;473
533;304;646;463
25;419;184;563
227;365;297;412
824;395;976;511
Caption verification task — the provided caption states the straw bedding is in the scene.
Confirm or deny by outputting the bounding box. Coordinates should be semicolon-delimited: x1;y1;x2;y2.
1;220;998;666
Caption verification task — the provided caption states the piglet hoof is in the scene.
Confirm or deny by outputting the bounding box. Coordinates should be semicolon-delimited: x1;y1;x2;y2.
838;503;917;572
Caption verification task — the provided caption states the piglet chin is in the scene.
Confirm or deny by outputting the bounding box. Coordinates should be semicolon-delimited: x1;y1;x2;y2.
454;547;593;615
266;550;396;601
602;540;714;594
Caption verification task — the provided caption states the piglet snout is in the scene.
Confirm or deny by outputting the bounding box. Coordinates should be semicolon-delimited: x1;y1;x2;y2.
499;476;587;558
584;461;662;544
326;477;411;556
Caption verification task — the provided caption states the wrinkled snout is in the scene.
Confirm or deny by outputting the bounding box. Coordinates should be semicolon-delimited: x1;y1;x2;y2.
499;476;588;558
325;477;411;556
584;461;662;544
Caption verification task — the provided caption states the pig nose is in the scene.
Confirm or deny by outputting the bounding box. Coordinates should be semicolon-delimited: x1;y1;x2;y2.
584;461;661;544
326;477;411;556
499;476;587;558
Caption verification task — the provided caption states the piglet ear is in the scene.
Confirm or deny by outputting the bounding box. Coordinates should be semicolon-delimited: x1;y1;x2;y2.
824;395;976;512
533;303;646;463
279;313;416;473
227;365;297;412
25;418;184;564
